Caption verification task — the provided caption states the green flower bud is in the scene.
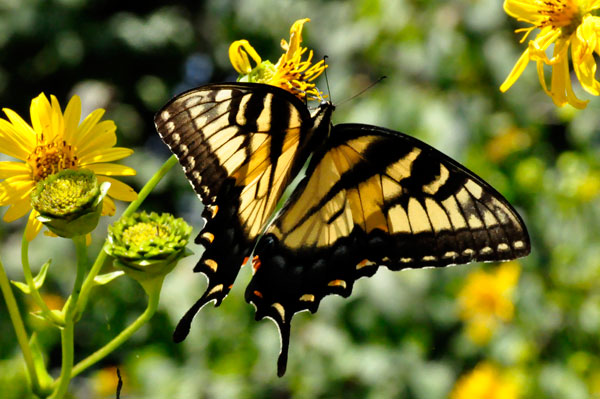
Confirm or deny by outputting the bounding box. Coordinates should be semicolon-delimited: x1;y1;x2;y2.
31;169;109;238
106;212;193;284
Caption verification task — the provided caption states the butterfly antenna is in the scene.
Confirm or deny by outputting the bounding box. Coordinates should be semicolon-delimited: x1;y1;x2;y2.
336;75;387;107
322;55;332;104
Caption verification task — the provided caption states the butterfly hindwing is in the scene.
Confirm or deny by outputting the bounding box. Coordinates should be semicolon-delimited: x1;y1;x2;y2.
246;123;530;375
154;83;319;340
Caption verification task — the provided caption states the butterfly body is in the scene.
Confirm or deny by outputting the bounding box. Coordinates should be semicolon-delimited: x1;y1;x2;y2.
155;82;530;376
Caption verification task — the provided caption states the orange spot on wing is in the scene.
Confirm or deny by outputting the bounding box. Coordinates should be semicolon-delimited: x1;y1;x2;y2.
253;290;263;298
242;256;249;267
328;279;347;289
252;255;261;272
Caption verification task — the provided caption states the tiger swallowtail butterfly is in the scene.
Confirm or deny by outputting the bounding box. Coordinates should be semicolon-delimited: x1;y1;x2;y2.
154;82;530;376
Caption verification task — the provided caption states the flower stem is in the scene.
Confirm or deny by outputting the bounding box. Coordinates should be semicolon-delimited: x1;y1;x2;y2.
20;232;64;325
0;256;41;393
122;154;178;219
76;155;178;316
70;277;162;378
49;235;88;399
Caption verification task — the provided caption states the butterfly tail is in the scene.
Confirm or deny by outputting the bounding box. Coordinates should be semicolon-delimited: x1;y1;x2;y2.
173;290;214;343
277;319;291;377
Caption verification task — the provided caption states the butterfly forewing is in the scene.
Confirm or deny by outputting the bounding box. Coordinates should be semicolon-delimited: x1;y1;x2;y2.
154;83;319;340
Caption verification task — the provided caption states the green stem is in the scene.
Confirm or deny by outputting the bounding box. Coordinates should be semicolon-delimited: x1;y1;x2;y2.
0;256;41;393
20;232;63;325
70;278;162;378
49;235;88;399
76;155;178;316
122;154;178;219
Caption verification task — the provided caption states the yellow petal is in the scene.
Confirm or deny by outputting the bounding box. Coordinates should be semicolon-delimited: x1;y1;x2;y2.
500;48;531;92
79;147;134;165
528;28;562;63
63;95;82;144
0;175;34;206
25;210;43;241
550;55;589;109
0;118;36;160
590;0;600;11
86;163;136;176
29;93;52;136
0;161;31;179
74;108;106;145
572;17;600;95
3;198;32;222
48;95;65;142
550;37;571;64
573;42;600;95
550;56;568;107
575;16;596;61
74;120;117;154
102;195;116;216
229;40;262;74
3;108;37;141
97;176;138;201
503;0;545;24
565;77;589;109
537;60;552;96
284;18;310;61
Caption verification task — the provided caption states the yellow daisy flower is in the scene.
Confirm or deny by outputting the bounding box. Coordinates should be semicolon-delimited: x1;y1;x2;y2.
229;18;327;100
0;93;137;240
457;261;520;344
450;362;521;399
500;0;600;108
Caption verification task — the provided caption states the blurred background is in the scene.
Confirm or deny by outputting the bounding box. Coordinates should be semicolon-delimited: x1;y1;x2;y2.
1;0;599;398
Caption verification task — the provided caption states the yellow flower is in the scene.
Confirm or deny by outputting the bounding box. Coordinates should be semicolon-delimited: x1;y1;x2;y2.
450;362;521;399
0;93;137;240
91;366;128;398
500;0;600;108
229;18;327;100
485;127;532;163
457;261;520;344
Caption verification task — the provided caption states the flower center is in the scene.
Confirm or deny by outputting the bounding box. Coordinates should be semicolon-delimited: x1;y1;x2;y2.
27;136;78;181
122;222;168;247
31;169;99;217
538;0;582;32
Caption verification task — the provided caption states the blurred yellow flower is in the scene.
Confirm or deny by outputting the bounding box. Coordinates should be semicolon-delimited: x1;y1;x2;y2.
30;293;65;312
229;18;327;100
0;93;137;240
500;0;600;109
450;362;521;399
91;366;128;398
458;261;520;344
486;127;532;163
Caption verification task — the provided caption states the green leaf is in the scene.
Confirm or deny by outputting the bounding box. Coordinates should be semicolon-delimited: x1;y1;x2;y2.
33;260;50;289
93;270;125;285
10;280;31;294
9;259;51;295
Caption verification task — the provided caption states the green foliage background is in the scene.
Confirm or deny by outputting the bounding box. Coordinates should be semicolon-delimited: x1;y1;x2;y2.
1;0;599;398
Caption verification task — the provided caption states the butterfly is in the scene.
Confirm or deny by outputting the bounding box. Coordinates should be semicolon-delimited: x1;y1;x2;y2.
154;82;530;376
